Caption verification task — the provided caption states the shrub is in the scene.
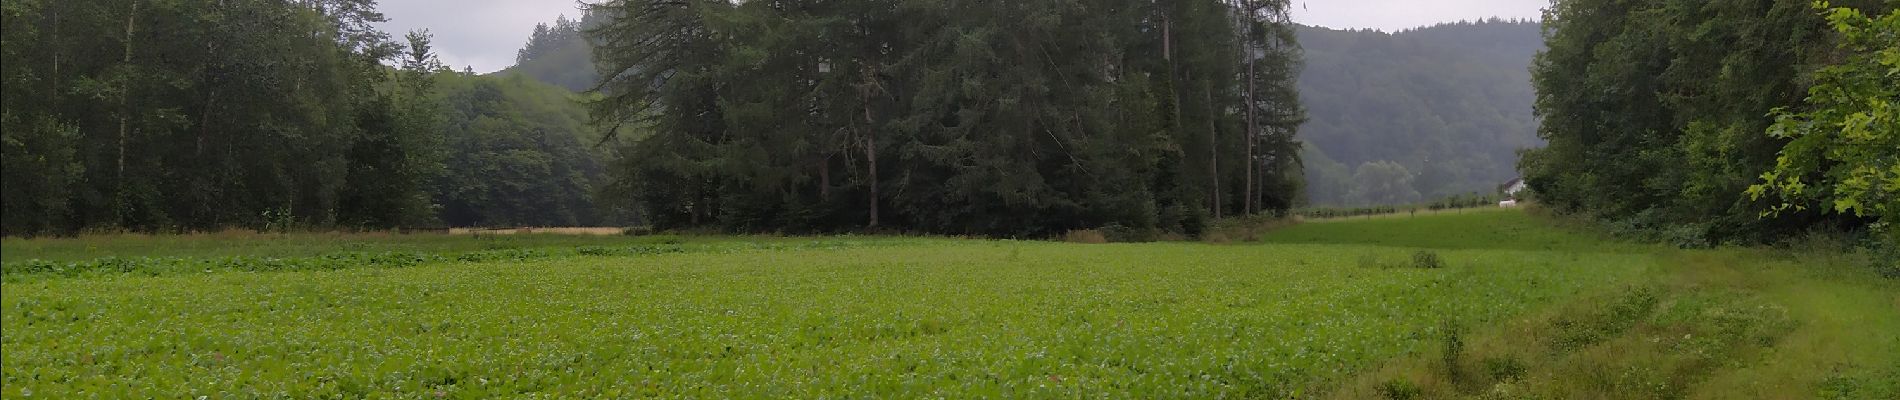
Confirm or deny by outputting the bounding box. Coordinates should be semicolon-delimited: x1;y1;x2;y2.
1412;250;1445;269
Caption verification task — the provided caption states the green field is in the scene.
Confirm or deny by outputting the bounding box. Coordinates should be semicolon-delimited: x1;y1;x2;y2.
3;211;1895;398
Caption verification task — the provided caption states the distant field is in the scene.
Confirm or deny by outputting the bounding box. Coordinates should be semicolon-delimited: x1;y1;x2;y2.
0;231;798;264
448;227;626;236
3;211;1894;398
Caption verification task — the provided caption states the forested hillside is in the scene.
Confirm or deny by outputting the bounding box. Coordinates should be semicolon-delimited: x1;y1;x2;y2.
584;0;1308;236
1297;20;1544;206
1526;0;1895;248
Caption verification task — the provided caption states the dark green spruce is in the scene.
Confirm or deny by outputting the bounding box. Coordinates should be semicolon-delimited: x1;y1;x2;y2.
584;0;1309;237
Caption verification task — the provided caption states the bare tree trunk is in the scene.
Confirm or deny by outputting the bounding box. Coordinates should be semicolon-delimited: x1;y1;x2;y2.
50;7;60;99
1205;82;1220;220
862;79;880;229
818;154;831;200
1245;57;1258;215
1162;17;1173;62
867;131;879;228
118;1;140;196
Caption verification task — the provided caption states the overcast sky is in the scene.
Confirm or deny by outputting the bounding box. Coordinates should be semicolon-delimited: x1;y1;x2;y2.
372;0;1551;74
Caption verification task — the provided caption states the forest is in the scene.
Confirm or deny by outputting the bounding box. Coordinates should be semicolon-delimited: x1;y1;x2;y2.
585;0;1307;236
5;0;1900;397
508;17;1552;210
2;0;1306;238
0;0;619;236
1524;0;1896;250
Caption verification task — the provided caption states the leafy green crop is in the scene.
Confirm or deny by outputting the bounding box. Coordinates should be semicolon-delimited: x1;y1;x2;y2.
1;214;1653;397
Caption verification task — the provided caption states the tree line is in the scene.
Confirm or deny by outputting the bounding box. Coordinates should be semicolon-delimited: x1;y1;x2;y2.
586;0;1309;237
1524;0;1896;249
0;0;621;236
1;0;444;236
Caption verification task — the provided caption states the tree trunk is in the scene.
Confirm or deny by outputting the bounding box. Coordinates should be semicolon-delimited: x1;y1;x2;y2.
199;89;215;156
1245;57;1257;215
864;107;879;228
50;7;60;100
862;72;880;229
118;1;140;196
1162;14;1173;62
818;154;831;200
1205;82;1220;220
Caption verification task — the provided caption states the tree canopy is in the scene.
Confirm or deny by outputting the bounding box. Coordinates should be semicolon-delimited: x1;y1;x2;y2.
1524;0;1895;246
585;0;1308;237
1;0;443;235
0;0;629;236
431;73;620;228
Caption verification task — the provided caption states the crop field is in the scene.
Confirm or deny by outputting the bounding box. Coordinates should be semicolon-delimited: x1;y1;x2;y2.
3;211;1896;398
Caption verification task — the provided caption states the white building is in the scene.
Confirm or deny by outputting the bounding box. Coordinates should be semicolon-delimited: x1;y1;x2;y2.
1500;178;1527;199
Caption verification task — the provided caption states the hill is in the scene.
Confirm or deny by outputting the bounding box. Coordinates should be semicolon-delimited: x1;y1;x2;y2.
1297;20;1544;206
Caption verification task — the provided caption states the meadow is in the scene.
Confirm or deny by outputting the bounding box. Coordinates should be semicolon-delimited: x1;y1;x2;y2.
2;211;1895;398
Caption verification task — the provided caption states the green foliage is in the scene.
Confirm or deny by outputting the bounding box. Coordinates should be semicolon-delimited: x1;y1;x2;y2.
2;240;944;282
432;73;615;227
1332;239;1899;399
1750;4;1899;235
1524;0;1895;245
0;113;82;236
1271;209;1635;252
8;211;1895;398
585;0;1306;236
1413;250;1446;269
1;212;1658;397
0;0;445;235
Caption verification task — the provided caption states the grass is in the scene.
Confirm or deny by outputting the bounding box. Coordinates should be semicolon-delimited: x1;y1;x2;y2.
2;211;1894;398
1318;225;1900;399
0;231;912;264
1268;208;1639;252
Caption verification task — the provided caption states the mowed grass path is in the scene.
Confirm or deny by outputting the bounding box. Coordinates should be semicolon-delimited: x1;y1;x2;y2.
3;211;1893;398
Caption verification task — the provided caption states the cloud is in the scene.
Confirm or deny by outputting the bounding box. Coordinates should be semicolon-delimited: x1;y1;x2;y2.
371;0;1550;73
373;0;584;73
1291;0;1549;32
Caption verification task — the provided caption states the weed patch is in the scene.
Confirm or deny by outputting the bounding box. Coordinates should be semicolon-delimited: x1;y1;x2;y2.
1413;251;1445;269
